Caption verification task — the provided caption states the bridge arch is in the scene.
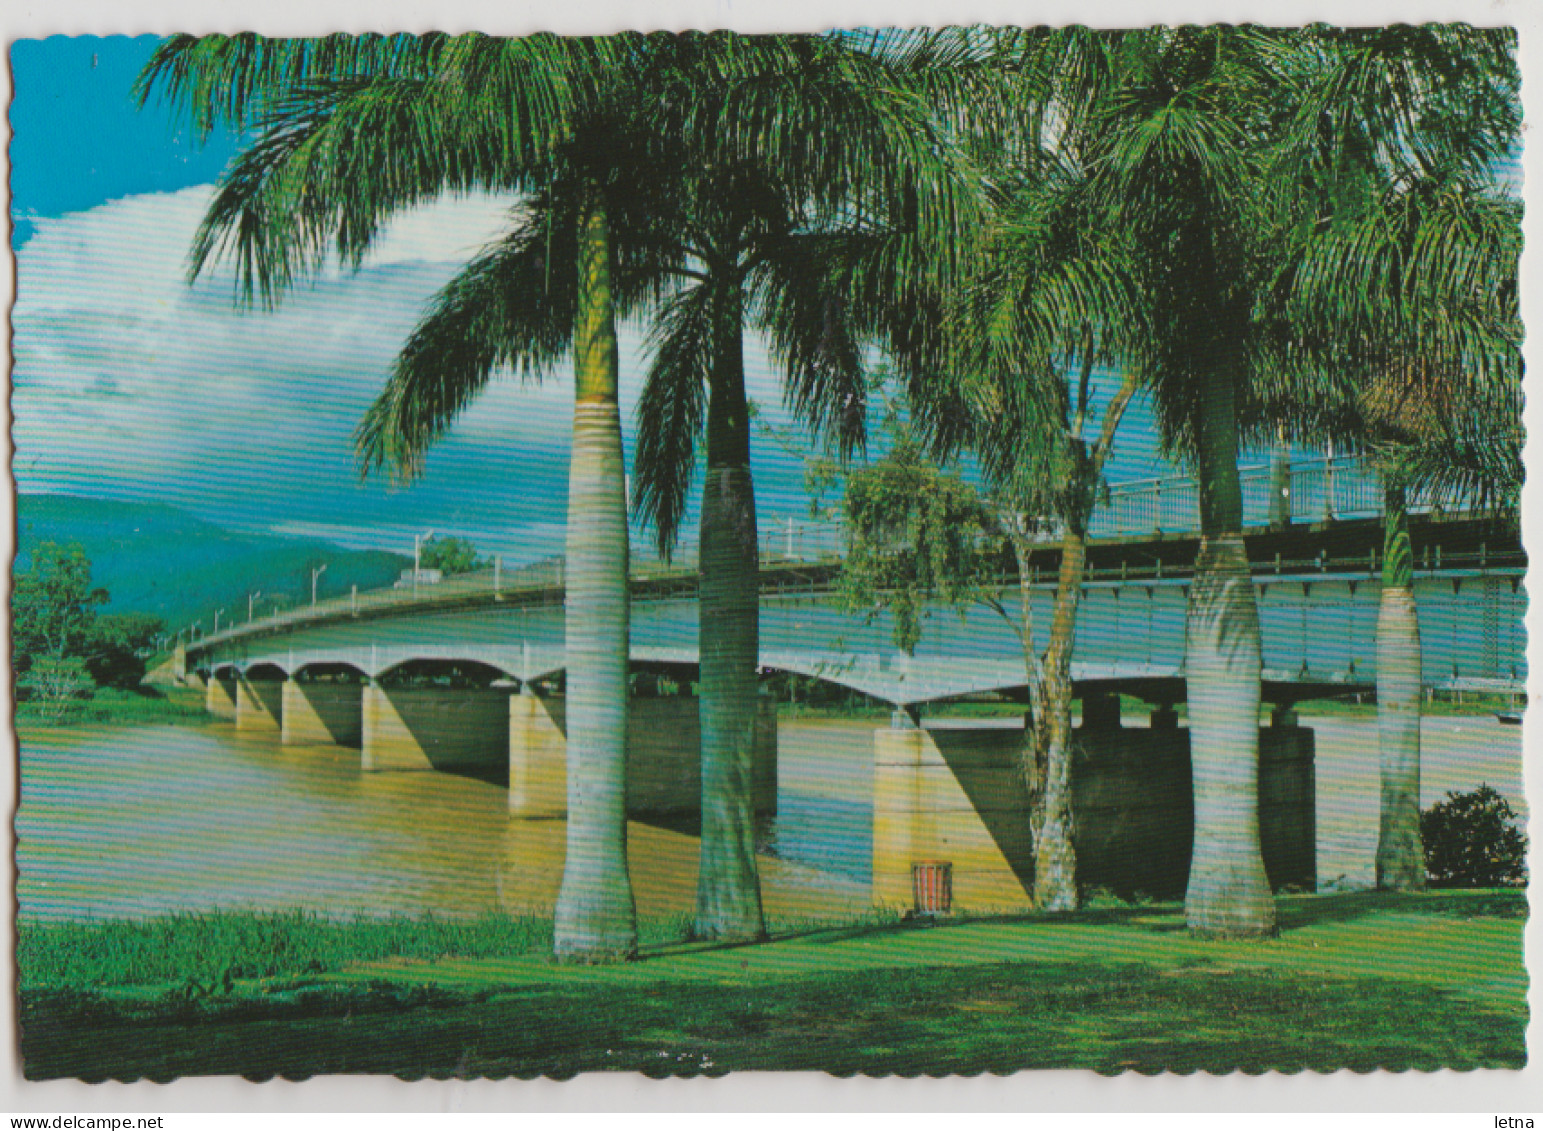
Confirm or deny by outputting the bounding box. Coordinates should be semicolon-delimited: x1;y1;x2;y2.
244;661;289;682
375;657;517;689
293;661;369;685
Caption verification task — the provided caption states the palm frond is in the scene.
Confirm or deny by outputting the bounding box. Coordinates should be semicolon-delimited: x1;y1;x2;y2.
355;205;579;482
749;234;871;459
632;283;716;554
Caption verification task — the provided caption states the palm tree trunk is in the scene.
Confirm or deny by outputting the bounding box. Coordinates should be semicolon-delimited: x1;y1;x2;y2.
1184;361;1275;937
554;192;637;963
1034;524;1084;912
694;281;766;942
1375;483;1424;890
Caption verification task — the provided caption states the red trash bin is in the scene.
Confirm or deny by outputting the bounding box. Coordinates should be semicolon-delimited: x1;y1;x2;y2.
911;860;953;916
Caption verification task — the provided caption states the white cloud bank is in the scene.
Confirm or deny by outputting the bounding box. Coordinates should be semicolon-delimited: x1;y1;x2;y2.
12;183;891;561
14;188;597;558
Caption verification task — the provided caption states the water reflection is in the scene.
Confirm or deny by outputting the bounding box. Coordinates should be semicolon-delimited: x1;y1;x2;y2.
15;711;1523;921
16;719;878;923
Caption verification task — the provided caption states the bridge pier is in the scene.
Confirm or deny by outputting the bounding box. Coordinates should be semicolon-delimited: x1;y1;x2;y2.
508;693;777;819
282;680;365;748
361;683;513;773
1080;690;1122;729
235;674;284;733
205;673;238;721
872;723;1034;910
872;719;1316;911
508;689;567;818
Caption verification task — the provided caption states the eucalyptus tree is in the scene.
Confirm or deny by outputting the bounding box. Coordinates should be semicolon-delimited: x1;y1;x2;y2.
1261;26;1521;891
938;165;1147;907
887;152;1145;911
138;31;655;962
388;32;994;941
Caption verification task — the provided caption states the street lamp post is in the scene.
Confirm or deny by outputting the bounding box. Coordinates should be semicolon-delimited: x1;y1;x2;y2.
413;530;435;599
214;608;226;634
312;564;328;608
248;590;262;624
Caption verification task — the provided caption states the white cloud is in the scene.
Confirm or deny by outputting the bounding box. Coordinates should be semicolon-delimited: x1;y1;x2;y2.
14;188;576;539
12;183;846;561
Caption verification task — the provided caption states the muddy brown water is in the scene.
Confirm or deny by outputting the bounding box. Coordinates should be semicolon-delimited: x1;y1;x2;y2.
15;713;1522;921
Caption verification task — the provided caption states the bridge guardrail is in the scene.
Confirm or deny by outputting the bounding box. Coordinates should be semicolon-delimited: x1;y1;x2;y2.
181;454;1504;651
1090;455;1452;539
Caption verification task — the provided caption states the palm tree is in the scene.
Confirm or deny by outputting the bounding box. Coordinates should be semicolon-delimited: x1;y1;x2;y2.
1262;26;1521;891
1003;26;1520;931
138;31;651;961
983;27;1296;935
385;32;992;941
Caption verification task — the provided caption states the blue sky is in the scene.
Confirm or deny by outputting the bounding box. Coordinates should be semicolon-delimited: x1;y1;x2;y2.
10;38;238;248
11;36;1191;565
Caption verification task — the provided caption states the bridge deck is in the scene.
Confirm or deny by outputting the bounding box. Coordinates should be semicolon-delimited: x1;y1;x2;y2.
187;516;1525;708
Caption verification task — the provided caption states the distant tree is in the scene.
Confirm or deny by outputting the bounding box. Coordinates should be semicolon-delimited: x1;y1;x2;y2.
419;535;484;576
84;612;166;689
839;427;1001;657
13;541;108;675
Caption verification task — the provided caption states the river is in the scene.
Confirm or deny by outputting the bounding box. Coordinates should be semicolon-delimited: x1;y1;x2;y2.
15;712;1524;921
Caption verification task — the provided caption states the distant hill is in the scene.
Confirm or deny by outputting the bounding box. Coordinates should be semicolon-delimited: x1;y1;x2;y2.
16;495;411;633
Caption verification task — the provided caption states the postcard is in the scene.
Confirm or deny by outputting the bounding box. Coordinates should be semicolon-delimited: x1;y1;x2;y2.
5;11;1531;1101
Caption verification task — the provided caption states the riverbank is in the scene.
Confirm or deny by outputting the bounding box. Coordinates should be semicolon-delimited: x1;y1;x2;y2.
17;890;1525;1078
16;686;210;728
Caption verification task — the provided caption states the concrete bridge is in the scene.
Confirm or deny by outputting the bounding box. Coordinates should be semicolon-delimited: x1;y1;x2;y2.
184;511;1524;708
174;479;1525;909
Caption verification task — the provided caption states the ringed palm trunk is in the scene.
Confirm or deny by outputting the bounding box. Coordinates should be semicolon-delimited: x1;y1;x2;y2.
1375;483;1424;890
1184;361;1275;937
694;281;766;941
1033;516;1086;912
553;193;638;963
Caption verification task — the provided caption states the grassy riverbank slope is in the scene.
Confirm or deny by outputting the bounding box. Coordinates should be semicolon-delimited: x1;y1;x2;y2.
16;686;211;728
19;890;1524;1078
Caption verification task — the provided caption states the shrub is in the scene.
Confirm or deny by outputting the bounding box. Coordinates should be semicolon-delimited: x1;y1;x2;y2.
19;657;94;723
1420;785;1527;888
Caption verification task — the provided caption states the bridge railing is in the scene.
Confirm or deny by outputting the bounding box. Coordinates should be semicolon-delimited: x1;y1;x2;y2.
1088;455;1469;538
189;453;1498;650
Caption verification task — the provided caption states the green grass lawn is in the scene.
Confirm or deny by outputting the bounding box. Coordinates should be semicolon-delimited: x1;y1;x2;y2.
18;890;1525;1079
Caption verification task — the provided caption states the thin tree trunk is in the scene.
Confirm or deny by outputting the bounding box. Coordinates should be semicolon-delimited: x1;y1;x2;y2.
1031;373;1138;912
1014;536;1046;796
1268;426;1291;529
1376;483;1424;890
554;193;638;963
1034;525;1083;911
1184;359;1275;937
694;281;766;942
